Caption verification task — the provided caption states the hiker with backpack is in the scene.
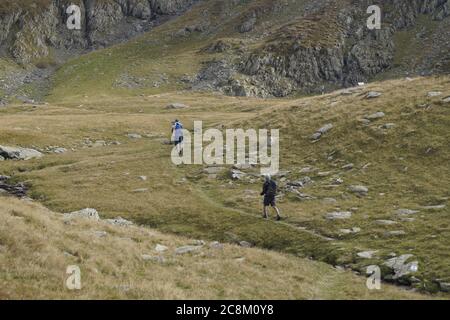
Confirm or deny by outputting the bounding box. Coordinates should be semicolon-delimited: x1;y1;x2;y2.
261;174;281;221
171;119;184;156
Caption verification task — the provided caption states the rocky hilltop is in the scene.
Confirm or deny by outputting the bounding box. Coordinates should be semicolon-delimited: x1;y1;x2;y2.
0;0;196;64
193;0;450;96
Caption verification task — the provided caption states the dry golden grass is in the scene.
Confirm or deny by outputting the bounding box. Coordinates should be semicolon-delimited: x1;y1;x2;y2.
0;196;430;299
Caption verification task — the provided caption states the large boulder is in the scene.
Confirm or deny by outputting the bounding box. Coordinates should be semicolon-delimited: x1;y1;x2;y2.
0;145;43;160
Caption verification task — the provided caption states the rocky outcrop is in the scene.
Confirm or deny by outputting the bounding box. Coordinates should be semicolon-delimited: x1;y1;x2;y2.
0;0;198;64
196;0;449;97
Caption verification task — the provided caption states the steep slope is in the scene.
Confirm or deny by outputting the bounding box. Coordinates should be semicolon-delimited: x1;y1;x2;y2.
40;0;450;102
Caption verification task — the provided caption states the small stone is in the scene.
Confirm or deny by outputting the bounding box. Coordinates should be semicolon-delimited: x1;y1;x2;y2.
325;211;352;220
421;205;446;211
381;123;396;129
239;241;252;248
105;216;133;227
139;176;147;181
53;147;67;154
133;188;148;193
395;209;419;215
175;245;202;255
155;244;168;252
357;250;378;259
366;91;382;99
384;230;406;236
442;96;450;103
127;133;142;139
375;220;398;226
209;241;224;249
427;91;442;97
349;185;368;194
342;163;354;170
166;103;189;109
365;112;385;120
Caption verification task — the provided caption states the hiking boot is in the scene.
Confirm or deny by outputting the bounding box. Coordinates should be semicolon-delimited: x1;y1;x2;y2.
276;215;282;221
263;214;269;220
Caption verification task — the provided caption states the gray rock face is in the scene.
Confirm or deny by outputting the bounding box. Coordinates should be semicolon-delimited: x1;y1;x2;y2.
0;145;43;160
0;0;197;64
325;211;352;220
64;208;100;221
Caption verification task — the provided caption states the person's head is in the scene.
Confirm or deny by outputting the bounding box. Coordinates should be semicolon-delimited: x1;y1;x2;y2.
175;119;179;123
264;174;271;182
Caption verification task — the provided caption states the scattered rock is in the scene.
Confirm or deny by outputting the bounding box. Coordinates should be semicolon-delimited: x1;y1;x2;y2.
375;220;398;226
166;103;189;109
239;241;252;248
384;254;418;279
366;91;382;99
381;123;396;129
339;227;361;234
155;244;168;252
325;211;352;220
139;176;147;181
94;231;108;238
287;176;312;187
421;205;446;211
365;111;385;120
231;169;246;180
0;145;43;160
442;96;450;103
357;250;378;259
209;241;224;249
348;185;368;195
127;133;142;139
342;163;354;170
64;208;100;221
384;230;406;237
142;254;165;263
395;209;419;215
132;188;148;193
311;124;333;140
427;91;442;97
175;245;202;255
52;147;67;154
105;217;133;227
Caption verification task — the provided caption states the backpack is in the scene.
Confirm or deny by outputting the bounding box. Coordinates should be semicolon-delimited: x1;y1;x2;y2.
266;180;277;197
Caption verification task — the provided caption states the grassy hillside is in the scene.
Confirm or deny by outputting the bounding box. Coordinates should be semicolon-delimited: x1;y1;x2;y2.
1;76;449;297
1;196;430;299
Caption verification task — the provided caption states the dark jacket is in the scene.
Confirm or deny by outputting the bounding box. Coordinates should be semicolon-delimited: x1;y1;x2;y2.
261;180;277;197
